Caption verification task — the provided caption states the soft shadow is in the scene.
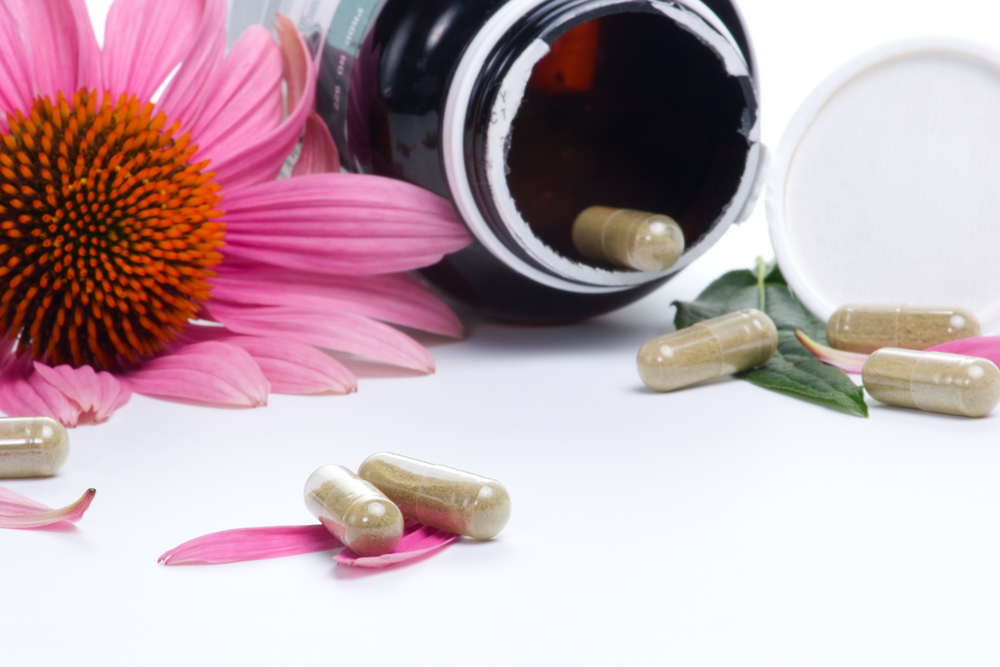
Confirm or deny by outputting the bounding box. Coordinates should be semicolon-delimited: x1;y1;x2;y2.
332;356;430;380
25;521;78;533
868;403;990;422
629;376;739;395
145;395;258;410
330;539;462;580
462;318;666;358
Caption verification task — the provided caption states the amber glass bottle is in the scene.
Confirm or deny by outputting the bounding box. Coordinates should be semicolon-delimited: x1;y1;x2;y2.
228;0;763;322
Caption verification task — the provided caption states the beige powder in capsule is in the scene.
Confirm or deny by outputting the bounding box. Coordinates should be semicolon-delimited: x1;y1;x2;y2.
0;417;69;478
358;453;511;540
304;465;404;557
862;348;1000;417
637;309;778;392
827;305;980;354
572;206;685;272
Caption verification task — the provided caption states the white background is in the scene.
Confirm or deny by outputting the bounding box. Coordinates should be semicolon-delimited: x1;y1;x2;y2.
4;1;1000;665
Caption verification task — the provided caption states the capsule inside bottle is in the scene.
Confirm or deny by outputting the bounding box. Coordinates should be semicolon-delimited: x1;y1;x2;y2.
358;453;511;540
827;305;980;354
862;348;1000;417
304;465;404;557
637;309;778;392
0;417;69;478
572;206;685;272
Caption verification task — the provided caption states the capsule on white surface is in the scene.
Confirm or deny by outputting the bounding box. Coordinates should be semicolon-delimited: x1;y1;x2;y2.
637;309;778;392
358;453;511;540
572;206;685;272
0;417;69;478
827;305;980;354
862;348;1000;417
304;465;404;557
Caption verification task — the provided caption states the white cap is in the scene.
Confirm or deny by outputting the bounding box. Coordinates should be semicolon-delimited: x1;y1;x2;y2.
767;37;1000;332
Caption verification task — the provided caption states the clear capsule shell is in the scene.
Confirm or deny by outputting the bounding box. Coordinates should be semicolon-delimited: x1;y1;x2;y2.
637;309;778;392
358;453;511;540
0;417;69;478
304;465;404;557
862;348;1000;417
827;305;980;354
572;206;685;272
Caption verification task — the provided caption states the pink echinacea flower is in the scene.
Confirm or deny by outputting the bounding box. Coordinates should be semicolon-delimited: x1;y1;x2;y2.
0;0;473;426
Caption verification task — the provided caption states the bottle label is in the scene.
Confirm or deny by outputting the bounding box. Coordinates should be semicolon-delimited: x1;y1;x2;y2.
225;0;382;167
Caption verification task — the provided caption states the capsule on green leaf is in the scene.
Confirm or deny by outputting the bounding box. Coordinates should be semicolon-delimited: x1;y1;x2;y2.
638;309;778;392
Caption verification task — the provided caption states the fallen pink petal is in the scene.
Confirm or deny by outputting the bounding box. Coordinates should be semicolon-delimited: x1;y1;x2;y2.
796;330;868;374
159;524;342;566
159;519;460;568
798;331;1000;374
0;486;96;529
926;337;1000;365
0;0;474;427
336;520;460;569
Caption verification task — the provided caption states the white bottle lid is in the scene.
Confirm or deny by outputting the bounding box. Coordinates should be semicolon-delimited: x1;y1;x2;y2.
767;37;1000;331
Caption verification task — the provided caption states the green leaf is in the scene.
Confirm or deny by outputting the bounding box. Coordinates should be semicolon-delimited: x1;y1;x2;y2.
672;260;868;417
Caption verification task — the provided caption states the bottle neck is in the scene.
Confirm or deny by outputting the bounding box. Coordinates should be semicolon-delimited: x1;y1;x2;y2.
443;0;762;294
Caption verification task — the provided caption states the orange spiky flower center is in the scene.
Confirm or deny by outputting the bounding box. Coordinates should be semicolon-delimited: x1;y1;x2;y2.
0;89;225;371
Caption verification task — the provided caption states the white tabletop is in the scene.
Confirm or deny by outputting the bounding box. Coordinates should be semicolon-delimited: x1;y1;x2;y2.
5;1;1000;665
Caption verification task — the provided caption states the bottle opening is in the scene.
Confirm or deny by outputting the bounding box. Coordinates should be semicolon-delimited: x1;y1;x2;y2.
448;0;761;293
505;13;751;268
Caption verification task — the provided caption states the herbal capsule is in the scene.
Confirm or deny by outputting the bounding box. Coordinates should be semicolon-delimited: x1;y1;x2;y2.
827;305;980;354
358;453;511;540
862;349;1000;417
0;417;69;478
637;309;778;392
572;206;685;272
304;465;404;557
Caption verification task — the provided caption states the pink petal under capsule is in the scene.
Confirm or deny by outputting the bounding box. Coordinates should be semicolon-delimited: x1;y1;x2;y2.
335;520;460;568
927;337;1000;364
797;332;1000;374
0;487;96;529
795;330;868;374
158;524;342;566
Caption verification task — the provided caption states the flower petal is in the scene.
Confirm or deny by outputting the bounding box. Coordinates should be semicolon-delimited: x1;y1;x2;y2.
0;3;34;116
102;0;204;100
336;520;459;568
159;524;341;565
0;350;83;426
292;113;341;176
188;26;283;164
211;15;316;191
0;487;96;529
27;371;85;427
16;0;101;100
123;341;269;407
927;336;1000;364
208;303;436;373
221;174;472;275
221;336;357;395
33;362;132;423
212;264;464;338
156;0;227;128
795;330;868;375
